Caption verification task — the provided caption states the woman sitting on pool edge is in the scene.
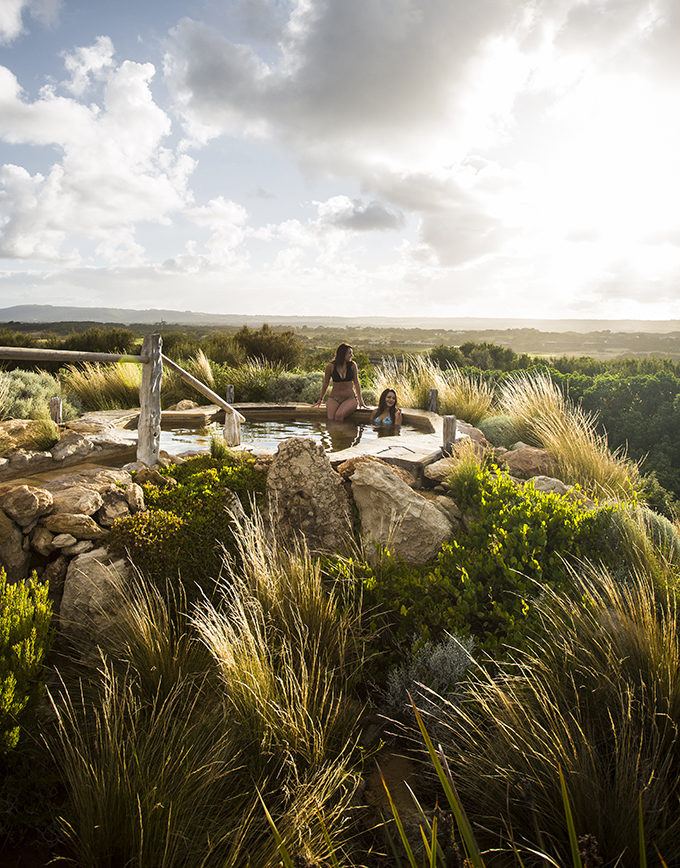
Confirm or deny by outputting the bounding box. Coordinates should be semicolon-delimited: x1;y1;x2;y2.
372;388;402;426
312;343;368;420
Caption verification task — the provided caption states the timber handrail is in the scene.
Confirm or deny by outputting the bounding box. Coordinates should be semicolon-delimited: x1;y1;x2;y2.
160;354;245;423
0;347;144;364
0;334;244;465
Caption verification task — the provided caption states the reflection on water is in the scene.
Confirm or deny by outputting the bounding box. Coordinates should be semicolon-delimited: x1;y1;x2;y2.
160;418;410;454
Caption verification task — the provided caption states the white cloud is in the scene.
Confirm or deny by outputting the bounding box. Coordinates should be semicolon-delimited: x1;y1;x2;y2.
62;35;115;96
0;46;195;265
0;0;60;44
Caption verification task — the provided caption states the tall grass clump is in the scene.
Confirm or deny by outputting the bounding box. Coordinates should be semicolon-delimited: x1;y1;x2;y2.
60;361;142;411
499;370;642;501
50;511;366;868
223;359;285;402
373;356;495;422
427;565;680;865
161;349;219;406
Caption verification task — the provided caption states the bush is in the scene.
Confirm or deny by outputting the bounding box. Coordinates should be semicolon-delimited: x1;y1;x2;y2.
434;566;680;863
358;465;614;660
0;570;53;754
233;324;304;368
46;327;137;355
476;413;523;448
0;369;79;421
108;454;267;595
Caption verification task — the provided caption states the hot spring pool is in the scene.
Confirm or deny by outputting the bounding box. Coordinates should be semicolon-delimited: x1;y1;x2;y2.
160;418;418;455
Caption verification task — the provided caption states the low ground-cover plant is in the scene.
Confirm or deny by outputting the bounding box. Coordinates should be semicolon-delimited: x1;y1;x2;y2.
345;462;615;666
108;453;267;595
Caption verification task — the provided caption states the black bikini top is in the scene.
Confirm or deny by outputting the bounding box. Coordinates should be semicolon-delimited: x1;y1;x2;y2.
331;363;354;382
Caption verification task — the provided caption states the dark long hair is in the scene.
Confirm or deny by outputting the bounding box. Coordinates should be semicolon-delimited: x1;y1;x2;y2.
377;388;399;417
332;343;353;369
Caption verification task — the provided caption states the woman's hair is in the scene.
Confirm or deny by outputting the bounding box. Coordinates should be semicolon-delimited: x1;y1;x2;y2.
332;343;353;369
377;388;398;416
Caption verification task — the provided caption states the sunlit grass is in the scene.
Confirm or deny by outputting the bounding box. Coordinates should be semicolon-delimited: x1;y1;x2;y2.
373;355;495;423
60;361;143;411
499;370;642;501
427;564;680;864
49;510;365;868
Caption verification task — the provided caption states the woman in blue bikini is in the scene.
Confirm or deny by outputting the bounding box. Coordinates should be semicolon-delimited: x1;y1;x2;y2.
313;343;368;420
372;388;402;426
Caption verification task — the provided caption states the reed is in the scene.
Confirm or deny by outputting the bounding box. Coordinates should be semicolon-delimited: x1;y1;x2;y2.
60;361;142;411
373;355;495;422
499;370;642;501
427;565;680;864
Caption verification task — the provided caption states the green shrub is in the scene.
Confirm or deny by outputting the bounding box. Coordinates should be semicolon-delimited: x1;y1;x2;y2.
0;570;53;753
109;454;267;594
355;466;614;661
222;359;284;402
0;369;79;421
264;371;324;403
476;413;523;448
46;327;137;355
233;323;304;368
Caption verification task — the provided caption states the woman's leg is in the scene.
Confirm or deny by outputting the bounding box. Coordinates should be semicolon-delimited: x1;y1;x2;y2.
335;396;358;421
326;395;341;420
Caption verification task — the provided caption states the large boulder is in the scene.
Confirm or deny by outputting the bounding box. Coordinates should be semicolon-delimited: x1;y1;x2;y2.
351;462;454;566
59;547;132;645
501;446;557;479
266;437;352;554
51;486;103;516
97;485;131;527
0;484;53;526
41;513;108;540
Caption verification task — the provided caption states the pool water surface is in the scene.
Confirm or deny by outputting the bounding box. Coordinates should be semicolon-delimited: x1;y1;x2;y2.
161;418;416;454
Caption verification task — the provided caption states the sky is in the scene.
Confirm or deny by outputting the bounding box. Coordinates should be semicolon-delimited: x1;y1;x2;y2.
0;0;679;321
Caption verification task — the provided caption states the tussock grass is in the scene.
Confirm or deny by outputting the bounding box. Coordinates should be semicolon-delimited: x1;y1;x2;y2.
60;361;142;411
49;510;365;868
25;418;60;451
0;371;10;421
499;370;642;501
374;355;495;422
429;565;680;864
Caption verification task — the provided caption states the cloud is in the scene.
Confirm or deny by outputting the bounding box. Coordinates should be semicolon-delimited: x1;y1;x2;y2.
62;35;115;96
314;197;405;232
0;0;60;44
0;46;195;264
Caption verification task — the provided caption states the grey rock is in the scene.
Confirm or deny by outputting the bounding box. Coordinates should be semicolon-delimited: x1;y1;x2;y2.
52;533;79;548
30;526;54;556
0;507;31;582
50;432;96;462
97;486;131;527
41;513;108;540
0;484;54;526
51;486;103;516
124;482;145;513
351;461;454;566
267;437;352;555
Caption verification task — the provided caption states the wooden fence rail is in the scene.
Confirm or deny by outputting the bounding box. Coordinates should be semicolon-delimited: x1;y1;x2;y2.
0;334;244;466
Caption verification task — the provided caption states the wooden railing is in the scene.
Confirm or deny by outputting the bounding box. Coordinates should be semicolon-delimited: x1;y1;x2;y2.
0;333;245;466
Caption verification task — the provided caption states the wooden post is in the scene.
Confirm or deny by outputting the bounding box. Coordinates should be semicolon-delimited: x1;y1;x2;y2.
223;412;241;447
225;384;234;403
137;334;163;466
428;388;438;413
443;415;457;455
49;396;62;425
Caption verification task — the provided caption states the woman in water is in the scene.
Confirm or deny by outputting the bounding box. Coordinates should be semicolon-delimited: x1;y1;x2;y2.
372;388;402;426
313;343;368;420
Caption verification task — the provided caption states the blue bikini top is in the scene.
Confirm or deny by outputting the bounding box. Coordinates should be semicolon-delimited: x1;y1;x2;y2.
373;413;393;425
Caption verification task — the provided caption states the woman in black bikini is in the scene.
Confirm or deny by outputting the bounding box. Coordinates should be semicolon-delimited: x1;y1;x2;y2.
313;343;368;420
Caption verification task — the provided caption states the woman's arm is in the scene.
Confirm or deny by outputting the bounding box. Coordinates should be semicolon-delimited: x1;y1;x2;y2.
352;362;367;408
312;364;333;407
394;407;402;425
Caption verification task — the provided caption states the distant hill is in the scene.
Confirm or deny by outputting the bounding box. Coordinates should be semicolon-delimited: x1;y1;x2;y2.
1;304;679;333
